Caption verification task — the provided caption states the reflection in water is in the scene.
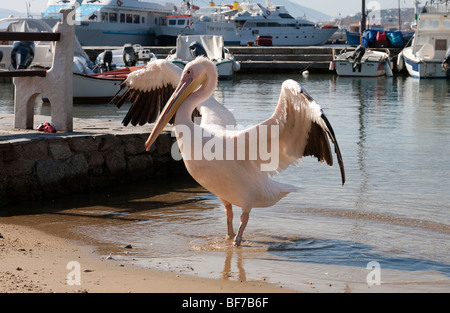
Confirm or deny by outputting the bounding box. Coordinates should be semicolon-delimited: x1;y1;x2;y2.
222;249;246;282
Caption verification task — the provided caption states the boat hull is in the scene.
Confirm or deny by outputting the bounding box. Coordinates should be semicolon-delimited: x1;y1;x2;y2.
156;25;337;46
333;49;392;77
334;60;387;77
402;47;449;79
72;73;124;103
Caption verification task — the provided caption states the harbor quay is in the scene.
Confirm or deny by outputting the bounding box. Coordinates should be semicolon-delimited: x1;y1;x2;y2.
0;115;188;207
84;45;404;73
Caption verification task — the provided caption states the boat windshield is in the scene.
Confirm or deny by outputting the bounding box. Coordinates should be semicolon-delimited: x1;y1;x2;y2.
444;20;450;29
419;19;440;30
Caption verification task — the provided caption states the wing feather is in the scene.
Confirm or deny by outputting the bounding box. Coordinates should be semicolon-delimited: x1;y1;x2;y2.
111;60;183;126
112;59;236;129
259;79;345;184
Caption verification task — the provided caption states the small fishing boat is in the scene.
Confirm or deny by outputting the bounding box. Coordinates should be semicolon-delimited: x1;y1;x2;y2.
331;45;393;77
166;35;240;79
44;64;143;104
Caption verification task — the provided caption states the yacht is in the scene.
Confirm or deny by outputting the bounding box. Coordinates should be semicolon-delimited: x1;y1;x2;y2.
400;1;450;78
154;1;338;46
42;0;171;46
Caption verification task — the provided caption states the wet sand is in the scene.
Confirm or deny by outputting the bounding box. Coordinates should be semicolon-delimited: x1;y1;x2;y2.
0;222;295;293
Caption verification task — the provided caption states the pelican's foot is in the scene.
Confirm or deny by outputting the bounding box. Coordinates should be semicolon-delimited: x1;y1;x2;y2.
225;233;236;240
233;236;242;247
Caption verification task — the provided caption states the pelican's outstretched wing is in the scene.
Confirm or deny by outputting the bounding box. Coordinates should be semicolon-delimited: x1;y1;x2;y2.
112;60;182;126
112;59;236;128
261;79;345;184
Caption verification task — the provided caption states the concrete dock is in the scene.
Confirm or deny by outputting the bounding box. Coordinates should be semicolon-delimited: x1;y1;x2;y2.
0;114;187;207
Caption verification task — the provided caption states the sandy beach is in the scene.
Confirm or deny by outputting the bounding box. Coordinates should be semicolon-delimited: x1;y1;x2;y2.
0;222;295;293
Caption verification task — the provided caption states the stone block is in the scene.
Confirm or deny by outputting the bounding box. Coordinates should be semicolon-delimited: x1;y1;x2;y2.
13;141;48;160
63;154;88;178
104;150;126;176
35;158;65;186
85;151;104;168
48;140;72;160
69;137;98;152
126;154;154;178
4;159;35;177
98;134;122;151
123;136;146;156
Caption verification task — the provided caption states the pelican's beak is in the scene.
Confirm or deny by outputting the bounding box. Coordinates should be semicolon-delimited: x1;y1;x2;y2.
145;73;206;151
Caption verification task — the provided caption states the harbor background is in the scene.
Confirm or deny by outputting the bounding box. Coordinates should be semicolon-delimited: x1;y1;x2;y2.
1;72;449;292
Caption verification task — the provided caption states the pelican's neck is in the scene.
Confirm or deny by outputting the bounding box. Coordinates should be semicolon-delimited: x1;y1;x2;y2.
175;74;216;127
175;93;200;127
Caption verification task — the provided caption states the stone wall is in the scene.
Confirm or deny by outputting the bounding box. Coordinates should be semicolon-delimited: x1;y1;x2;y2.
0;132;188;207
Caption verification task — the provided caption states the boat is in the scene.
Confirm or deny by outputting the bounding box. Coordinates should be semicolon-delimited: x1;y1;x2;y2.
72;44;158;102
0;17;55;70
346;24;414;47
400;1;450;78
166;35;240;79
42;0;172;46
155;1;338;46
71;66;143;103
331;45;393;77
95;44;157;69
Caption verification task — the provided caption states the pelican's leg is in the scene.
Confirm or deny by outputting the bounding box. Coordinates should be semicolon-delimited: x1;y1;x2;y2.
221;199;235;240
234;211;250;247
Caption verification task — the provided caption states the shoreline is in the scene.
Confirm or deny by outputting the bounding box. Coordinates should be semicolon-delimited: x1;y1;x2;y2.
0;222;296;293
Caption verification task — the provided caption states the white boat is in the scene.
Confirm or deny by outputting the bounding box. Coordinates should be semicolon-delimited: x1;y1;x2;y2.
400;2;450;78
167;35;240;79
331;45;393;77
155;1;338;46
95;44;157;69
42;0;171;46
0;17;54;70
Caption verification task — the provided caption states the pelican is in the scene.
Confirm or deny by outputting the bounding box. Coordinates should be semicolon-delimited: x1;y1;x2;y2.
113;58;345;246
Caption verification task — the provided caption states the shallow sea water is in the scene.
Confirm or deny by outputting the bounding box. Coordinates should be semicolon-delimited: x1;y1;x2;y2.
1;73;449;292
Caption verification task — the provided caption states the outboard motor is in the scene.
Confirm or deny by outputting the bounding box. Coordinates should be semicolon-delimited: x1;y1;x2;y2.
347;44;366;70
11;41;35;69
189;41;207;59
123;44;137;67
442;46;450;71
97;49;113;72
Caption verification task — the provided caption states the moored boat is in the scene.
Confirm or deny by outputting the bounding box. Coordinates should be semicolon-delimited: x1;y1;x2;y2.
401;2;450;78
155;1;338;46
167;35;240;79
42;0;172;46
331;45;393;77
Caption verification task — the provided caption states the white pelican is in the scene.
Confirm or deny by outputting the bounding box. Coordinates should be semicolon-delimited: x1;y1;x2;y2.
113;58;345;246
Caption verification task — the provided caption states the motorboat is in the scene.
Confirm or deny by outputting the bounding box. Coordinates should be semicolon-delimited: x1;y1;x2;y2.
72;45;157;103
400;2;450;78
95;44;157;69
166;35;240;79
331;45;393;77
71;66;143;103
42;0;172;46
155;1;338;46
0;17;54;70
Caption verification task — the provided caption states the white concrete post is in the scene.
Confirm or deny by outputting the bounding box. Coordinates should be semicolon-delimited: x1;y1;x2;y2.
14;8;74;132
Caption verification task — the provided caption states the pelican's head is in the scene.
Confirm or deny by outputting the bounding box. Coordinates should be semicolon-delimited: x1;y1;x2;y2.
145;57;217;151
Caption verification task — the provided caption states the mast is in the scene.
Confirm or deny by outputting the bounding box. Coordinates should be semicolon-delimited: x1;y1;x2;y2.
398;0;401;30
360;0;366;44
